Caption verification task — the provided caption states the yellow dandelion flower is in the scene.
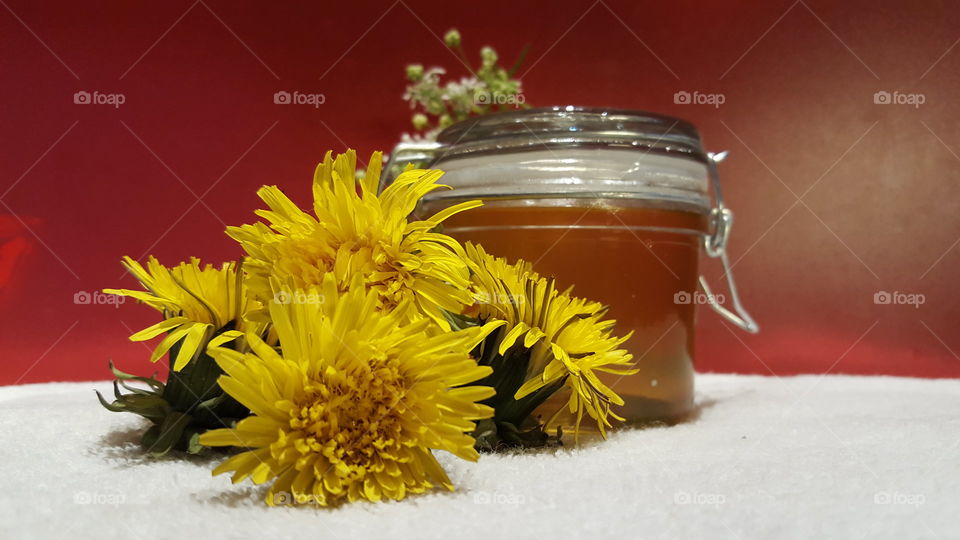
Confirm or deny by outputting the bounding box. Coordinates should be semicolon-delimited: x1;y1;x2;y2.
104;256;260;371
464;242;638;437
198;275;502;506
226;149;480;327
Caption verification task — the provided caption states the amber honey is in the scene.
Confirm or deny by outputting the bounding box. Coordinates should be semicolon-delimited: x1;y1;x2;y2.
443;201;709;430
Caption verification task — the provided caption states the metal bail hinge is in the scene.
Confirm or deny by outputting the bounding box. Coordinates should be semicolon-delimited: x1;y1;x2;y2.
699;151;759;333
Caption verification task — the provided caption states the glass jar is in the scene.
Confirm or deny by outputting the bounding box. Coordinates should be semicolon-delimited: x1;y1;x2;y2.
388;106;757;430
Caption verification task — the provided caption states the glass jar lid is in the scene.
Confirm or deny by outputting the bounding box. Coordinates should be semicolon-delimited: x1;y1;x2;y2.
415;106;711;214
435;105;707;163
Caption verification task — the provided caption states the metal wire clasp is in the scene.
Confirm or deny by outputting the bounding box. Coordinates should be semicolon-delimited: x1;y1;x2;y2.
699;151;759;333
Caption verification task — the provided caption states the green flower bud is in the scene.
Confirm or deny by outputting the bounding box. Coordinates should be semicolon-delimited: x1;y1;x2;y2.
426;100;445;115
412;113;429;130
444;29;461;48
406;64;424;82
480;46;498;67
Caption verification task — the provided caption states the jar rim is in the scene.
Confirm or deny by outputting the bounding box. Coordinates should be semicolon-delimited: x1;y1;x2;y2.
435;106;706;163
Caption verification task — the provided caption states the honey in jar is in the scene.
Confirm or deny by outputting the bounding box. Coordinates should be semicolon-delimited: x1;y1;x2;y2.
443;202;707;424
390;106;756;433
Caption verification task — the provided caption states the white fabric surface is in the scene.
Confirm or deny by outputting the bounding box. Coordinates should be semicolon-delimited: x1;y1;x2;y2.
1;374;957;540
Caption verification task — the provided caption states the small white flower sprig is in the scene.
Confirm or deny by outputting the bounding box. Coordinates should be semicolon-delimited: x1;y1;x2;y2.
403;29;530;140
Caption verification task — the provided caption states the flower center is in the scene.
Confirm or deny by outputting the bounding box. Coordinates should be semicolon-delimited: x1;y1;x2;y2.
287;355;408;479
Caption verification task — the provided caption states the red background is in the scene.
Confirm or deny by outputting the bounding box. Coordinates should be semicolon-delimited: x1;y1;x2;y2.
2;0;958;384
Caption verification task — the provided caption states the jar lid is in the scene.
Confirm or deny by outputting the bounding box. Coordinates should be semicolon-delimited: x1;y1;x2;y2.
435;106;707;163
411;106;711;214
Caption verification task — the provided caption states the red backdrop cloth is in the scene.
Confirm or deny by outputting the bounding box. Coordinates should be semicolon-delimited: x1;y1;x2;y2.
2;0;958;384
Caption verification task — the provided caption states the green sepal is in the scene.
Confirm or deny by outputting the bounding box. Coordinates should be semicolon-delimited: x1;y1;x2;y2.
108;360;164;393
145;411;191;458
140;423;162;450
472;417;563;452
185;430;206;455
441;309;480;332
96;381;169;422
452;317;567;452
96;324;250;459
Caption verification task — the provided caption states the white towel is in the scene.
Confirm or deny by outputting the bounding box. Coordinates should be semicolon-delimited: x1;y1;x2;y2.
1;374;957;539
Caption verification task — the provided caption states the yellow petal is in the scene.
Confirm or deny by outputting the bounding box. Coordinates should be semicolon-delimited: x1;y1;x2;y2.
498;322;530;354
207;329;243;349
149;324;193;364
128;317;189;341
173;323;211;371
